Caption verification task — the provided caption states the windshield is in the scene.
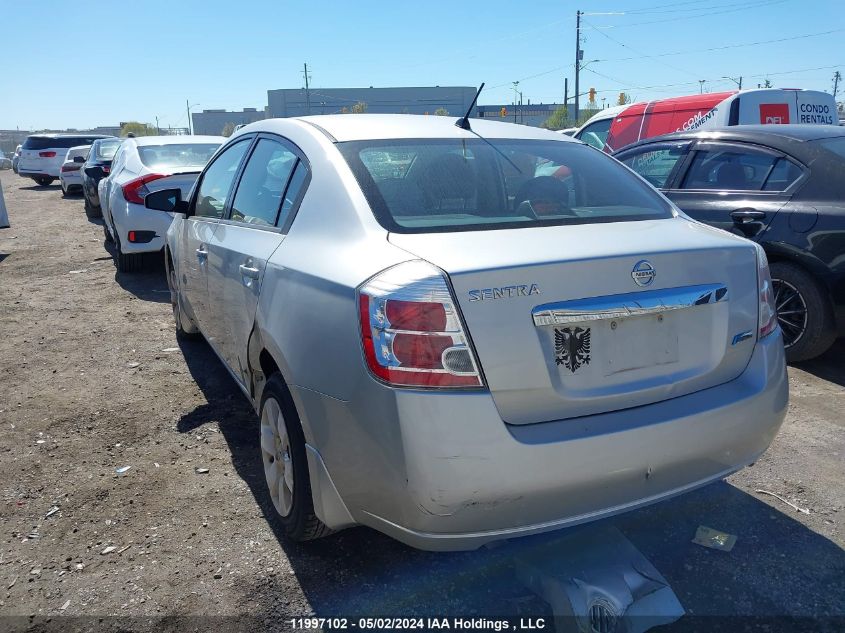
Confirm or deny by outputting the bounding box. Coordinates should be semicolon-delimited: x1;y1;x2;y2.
815;137;845;160
94;139;122;160
339;138;673;233
137;143;221;170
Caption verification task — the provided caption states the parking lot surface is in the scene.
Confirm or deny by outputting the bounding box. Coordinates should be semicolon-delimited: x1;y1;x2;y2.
0;170;843;631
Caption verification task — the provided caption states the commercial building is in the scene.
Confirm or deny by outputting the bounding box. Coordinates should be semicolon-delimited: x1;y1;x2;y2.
267;86;478;118
190;87;569;134
191;108;266;136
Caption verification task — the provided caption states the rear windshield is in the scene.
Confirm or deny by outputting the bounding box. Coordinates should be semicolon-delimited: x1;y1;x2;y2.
815;137;845;160
137;143;221;170
23;136;110;150
93;139;122;160
339;138;674;233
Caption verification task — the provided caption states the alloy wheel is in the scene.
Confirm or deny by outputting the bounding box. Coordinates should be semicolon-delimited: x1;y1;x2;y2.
260;397;294;517
772;278;808;349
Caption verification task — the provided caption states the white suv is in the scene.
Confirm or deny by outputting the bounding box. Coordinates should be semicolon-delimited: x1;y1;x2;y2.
17;134;113;185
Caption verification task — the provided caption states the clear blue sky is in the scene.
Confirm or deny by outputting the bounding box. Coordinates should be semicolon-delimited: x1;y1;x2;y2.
0;0;840;130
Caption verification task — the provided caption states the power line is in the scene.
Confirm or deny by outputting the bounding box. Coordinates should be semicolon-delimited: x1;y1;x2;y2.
581;17;700;78
591;0;789;29
594;27;844;63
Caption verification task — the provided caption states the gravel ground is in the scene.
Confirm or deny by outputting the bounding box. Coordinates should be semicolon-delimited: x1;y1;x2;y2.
0;170;843;632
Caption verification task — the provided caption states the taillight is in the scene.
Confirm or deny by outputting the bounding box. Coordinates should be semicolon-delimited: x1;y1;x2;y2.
61;164;80;173
122;174;166;205
103;166;110;174
39;151;56;158
358;261;483;388
756;244;777;339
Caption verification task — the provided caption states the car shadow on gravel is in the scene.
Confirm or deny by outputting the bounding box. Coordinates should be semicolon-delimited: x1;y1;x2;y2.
172;335;845;628
793;339;845;388
101;239;170;303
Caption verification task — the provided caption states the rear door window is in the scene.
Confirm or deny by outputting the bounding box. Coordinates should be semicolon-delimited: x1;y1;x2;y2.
618;143;690;188
680;145;783;191
230;139;297;226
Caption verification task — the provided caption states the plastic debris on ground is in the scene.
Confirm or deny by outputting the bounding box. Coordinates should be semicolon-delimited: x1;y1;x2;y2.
692;525;737;552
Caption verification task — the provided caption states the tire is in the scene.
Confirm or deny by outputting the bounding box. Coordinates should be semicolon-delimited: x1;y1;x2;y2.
35;177;54;186
259;374;331;542
770;261;836;362
167;256;200;339
61;181;69;196
115;236;145;273
84;197;102;219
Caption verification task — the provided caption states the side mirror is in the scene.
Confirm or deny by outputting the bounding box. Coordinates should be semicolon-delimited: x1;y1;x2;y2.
73;156;85;163
145;188;184;212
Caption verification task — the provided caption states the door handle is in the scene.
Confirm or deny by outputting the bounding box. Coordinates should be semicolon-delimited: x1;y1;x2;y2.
239;264;260;280
731;209;766;224
195;247;208;262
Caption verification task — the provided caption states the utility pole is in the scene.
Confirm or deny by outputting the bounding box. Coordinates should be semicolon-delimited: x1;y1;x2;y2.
155;116;160;135
186;100;192;135
574;10;582;125
303;63;312;115
512;81;519;123
834;71;841;99
699;80;705;94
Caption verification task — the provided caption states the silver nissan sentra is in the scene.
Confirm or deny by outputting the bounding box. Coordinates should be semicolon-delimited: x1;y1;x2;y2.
151;114;788;550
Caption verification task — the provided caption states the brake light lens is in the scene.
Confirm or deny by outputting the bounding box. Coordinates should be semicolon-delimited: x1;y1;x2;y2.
122;174;166;205
103;166;110;174
756;244;778;339
358;261;483;388
39;151;56;158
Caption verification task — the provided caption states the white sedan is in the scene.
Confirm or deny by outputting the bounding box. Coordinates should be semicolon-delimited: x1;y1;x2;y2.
59;145;90;195
100;135;224;272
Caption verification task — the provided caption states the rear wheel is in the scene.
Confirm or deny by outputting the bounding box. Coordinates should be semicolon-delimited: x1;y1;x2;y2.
770;261;835;362
259;374;331;542
84;197;101;219
35;177;54;186
115;236;145;273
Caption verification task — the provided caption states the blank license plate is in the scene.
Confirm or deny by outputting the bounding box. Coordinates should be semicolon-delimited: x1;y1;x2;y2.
602;313;679;376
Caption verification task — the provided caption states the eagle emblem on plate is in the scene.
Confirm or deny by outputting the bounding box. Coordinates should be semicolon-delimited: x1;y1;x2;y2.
554;327;591;373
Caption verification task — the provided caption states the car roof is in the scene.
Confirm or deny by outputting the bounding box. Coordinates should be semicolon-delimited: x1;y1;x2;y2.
26;133;112;139
130;135;226;146
614;124;845;155
257;114;576;143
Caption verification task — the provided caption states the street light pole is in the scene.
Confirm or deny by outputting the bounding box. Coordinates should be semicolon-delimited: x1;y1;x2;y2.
512;81;519;123
574;10;582;124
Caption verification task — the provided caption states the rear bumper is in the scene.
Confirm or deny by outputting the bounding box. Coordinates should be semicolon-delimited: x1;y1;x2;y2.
60;172;83;187
111;199;174;254
294;330;788;551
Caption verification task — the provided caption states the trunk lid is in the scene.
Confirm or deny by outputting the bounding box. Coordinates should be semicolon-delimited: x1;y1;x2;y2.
389;217;759;425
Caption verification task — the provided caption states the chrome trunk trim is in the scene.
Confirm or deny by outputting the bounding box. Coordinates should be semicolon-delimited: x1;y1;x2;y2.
532;283;728;327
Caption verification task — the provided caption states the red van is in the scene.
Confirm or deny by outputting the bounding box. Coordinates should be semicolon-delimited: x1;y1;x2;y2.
575;88;837;153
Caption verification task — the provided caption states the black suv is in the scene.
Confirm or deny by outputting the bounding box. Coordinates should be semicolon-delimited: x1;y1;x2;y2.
615;125;845;362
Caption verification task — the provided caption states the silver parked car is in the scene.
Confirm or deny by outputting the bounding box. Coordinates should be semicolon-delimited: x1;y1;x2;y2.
152;114;788;551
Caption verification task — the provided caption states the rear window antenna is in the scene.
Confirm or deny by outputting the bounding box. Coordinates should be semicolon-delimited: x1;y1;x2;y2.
455;83;485;130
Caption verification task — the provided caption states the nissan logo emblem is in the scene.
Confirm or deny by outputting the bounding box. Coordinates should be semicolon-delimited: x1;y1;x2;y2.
631;260;656;287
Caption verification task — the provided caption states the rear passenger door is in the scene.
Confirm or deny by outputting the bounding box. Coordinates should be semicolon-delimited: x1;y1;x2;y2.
205;135;310;387
662;141;803;240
